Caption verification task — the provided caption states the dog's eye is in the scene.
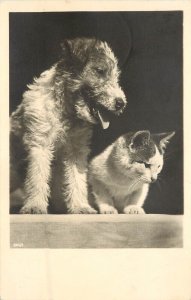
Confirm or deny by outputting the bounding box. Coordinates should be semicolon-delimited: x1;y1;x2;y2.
94;67;106;76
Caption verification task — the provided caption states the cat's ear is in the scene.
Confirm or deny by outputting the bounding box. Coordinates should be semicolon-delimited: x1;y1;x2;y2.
156;131;175;151
129;130;150;152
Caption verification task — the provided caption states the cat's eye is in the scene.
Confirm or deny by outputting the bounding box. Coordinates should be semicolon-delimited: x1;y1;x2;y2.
144;162;151;168
136;161;151;168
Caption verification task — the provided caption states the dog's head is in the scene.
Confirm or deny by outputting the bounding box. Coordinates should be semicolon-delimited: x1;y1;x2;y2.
56;38;127;129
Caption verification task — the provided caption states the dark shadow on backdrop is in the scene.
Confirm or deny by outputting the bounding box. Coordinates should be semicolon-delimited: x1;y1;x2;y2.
9;11;183;214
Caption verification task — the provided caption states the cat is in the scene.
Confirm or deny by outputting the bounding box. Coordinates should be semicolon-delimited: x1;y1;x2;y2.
88;130;175;214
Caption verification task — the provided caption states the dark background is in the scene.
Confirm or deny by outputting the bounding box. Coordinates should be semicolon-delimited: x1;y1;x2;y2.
9;12;183;214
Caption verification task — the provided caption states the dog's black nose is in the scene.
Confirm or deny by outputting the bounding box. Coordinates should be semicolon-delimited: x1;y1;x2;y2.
115;98;125;110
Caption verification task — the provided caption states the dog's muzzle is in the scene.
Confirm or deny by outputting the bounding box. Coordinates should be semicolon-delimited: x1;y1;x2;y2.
92;105;111;130
80;85;126;129
92;99;126;129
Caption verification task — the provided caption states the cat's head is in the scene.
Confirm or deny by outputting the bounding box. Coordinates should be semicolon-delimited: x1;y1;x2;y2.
116;130;175;183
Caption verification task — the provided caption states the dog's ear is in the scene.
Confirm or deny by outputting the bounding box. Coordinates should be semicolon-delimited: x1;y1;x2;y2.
60;38;98;67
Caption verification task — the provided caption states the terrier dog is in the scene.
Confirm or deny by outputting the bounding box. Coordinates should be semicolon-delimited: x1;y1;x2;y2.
10;37;127;214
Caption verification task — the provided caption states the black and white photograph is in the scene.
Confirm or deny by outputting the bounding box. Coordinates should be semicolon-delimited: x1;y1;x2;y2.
9;11;183;248
1;1;191;300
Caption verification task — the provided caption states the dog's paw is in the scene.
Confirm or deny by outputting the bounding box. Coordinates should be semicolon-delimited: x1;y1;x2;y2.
20;203;48;214
99;204;118;214
68;205;97;214
123;205;145;215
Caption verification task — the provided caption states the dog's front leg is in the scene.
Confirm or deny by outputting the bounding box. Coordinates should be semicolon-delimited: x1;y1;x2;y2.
20;145;53;214
61;157;97;214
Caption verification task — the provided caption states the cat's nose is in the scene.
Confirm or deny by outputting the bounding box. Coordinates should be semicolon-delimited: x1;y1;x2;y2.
115;98;126;111
151;176;157;183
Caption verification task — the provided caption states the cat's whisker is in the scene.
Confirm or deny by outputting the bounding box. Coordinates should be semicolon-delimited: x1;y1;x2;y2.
157;175;164;185
127;181;138;194
164;156;171;162
156;180;162;193
141;176;150;183
128;176;141;194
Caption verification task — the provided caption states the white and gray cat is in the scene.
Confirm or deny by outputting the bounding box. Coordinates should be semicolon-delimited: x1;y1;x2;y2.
88;130;175;214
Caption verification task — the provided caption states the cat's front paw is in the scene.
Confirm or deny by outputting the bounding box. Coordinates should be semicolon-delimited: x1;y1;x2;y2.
124;205;145;215
98;204;118;214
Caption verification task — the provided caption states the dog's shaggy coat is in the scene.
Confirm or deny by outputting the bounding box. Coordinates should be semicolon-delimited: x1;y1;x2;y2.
10;38;127;214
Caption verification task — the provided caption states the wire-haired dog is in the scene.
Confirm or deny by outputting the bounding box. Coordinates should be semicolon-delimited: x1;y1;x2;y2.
10;37;127;214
